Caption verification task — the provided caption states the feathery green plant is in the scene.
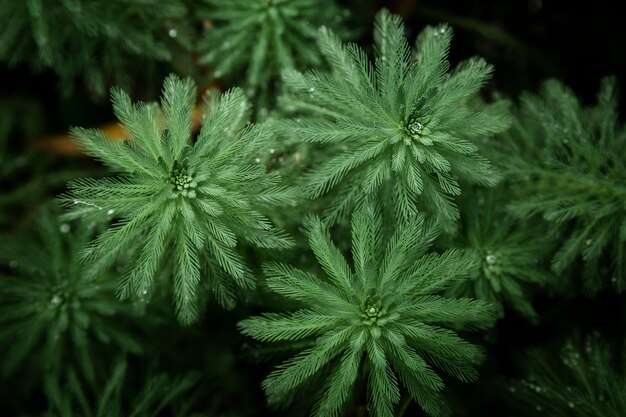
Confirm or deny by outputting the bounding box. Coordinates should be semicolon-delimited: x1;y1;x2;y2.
278;9;510;227
0;0;191;96
239;202;497;417
445;187;555;320
198;0;347;116
0;208;143;384
60;75;294;324
511;332;626;416
499;77;626;293
44;360;203;417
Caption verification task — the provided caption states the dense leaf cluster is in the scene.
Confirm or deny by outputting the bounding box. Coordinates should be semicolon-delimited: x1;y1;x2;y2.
198;0;348;115
279;10;509;228
240;203;496;417
0;209;143;384
496;78;626;293
0;0;190;96
60;75;294;324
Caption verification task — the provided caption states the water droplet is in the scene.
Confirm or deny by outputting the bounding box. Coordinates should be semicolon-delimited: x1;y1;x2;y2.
611;276;617;283
585;239;592;245
485;254;497;265
168;28;177;38
308;87;315;93
59;223;71;233
536;405;542;411
568;402;574;408
142;289;148;295
269;148;275;154
49;293;64;308
107;209;115;215
9;260;18;268
255;157;261;163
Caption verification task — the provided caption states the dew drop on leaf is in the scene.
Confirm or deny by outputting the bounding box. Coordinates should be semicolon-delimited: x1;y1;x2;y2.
49;293;64;308
59;224;71;233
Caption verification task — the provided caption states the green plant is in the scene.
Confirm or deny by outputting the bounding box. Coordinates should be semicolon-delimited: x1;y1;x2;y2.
60;75;294;324
0;208;143;384
239;202;497;417
44;360;203;417
498;77;626;293
198;0;347;116
278;9;509;228
511;333;626;417
0;0;191;96
445;187;556;320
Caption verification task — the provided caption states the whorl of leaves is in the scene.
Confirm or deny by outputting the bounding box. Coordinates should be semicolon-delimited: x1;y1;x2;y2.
446;187;556;320
499;77;626;293
0;209;143;384
198;0;348;115
278;9;509;228
60;75;294;324
239;201;497;417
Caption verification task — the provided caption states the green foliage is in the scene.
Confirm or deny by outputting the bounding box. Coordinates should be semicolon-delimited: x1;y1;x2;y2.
44;360;203;417
0;97;73;228
2;3;625;416
445;187;556;320
499;77;626;293
239;202;497;417
0;0;191;96
278;9;510;228
60;75;294;324
198;0;348;116
0;208;143;384
511;333;626;416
